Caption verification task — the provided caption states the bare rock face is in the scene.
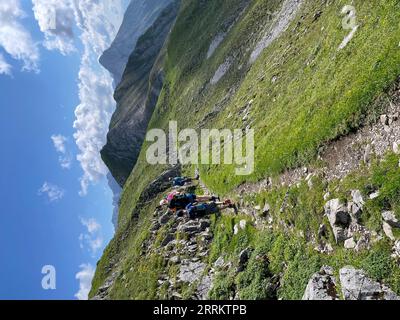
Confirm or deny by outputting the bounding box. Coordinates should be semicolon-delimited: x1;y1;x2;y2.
99;0;173;85
339;267;399;300
101;1;181;187
179;261;206;283
324;199;351;243
302;266;339;300
304;266;399;300
382;211;400;228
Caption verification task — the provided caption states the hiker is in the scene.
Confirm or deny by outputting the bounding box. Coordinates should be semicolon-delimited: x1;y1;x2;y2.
159;192;219;211
170;169;200;187
184;200;237;219
171;176;194;187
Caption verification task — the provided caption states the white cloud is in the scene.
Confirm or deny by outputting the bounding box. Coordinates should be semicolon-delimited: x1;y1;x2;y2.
51;134;67;153
0;0;40;72
51;134;73;169
59;155;72;169
80;217;101;234
0;53;12;75
38;182;65;202
75;263;95;300
32;0;76;55
71;0;125;195
79;217;103;256
32;1;126;195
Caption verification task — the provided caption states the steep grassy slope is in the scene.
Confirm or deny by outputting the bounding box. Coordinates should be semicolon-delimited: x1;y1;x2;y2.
90;0;400;299
118;0;400;226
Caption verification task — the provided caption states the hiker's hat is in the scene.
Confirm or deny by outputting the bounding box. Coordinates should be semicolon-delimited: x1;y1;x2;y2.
160;199;168;206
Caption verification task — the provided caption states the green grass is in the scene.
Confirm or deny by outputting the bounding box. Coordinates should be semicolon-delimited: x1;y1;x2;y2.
199;0;400;193
207;151;400;300
117;0;400;225
92;0;400;299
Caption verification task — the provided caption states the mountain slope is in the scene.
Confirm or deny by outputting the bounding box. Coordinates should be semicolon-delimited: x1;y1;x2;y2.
99;0;172;85
101;1;181;187
91;0;400;300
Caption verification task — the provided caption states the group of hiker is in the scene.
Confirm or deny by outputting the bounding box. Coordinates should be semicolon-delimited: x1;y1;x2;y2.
159;171;237;219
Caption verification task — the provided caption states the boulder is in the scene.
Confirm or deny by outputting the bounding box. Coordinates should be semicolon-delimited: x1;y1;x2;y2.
369;191;380;200
150;221;161;232
263;202;271;216
354;232;371;252
339;267;399;300
324;199;351;243
179;261;206;283
302;266;339;300
159;213;171;225
179;221;201;234
383;222;395;241
382;211;400;228
214;256;225;268
325;199;350;226
239;220;247;230
344;237;357;250
392;240;400;259
161;233;175;246
199;219;211;231
350;189;364;219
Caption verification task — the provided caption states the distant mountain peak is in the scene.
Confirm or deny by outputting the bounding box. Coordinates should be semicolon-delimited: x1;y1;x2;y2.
99;0;172;86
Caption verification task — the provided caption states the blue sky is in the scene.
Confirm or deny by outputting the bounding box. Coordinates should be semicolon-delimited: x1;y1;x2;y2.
0;1;129;299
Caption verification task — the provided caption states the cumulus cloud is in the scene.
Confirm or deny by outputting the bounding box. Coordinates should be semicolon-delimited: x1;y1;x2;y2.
75;263;95;300
73;64;114;195
79;217;103;256
31;1;126;195
0;0;40;72
51;134;73;169
51;134;67;153
80;217;101;234
32;0;76;55
38;182;65;202
0;53;12;76
71;0;125;195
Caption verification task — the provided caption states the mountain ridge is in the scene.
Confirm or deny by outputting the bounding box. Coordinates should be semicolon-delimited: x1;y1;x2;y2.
99;0;172;86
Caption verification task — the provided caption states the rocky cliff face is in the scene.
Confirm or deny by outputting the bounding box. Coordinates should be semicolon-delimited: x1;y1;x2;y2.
99;0;172;86
101;1;180;187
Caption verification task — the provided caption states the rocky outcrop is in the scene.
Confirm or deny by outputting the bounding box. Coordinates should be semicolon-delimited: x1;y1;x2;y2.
339;267;399;300
99;0;173;85
302;266;339;300
324;199;351;243
303;266;399;300
101;1;181;187
149;207;215;300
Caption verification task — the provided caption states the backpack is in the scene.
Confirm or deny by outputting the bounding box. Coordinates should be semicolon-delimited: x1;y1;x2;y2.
169;194;193;210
